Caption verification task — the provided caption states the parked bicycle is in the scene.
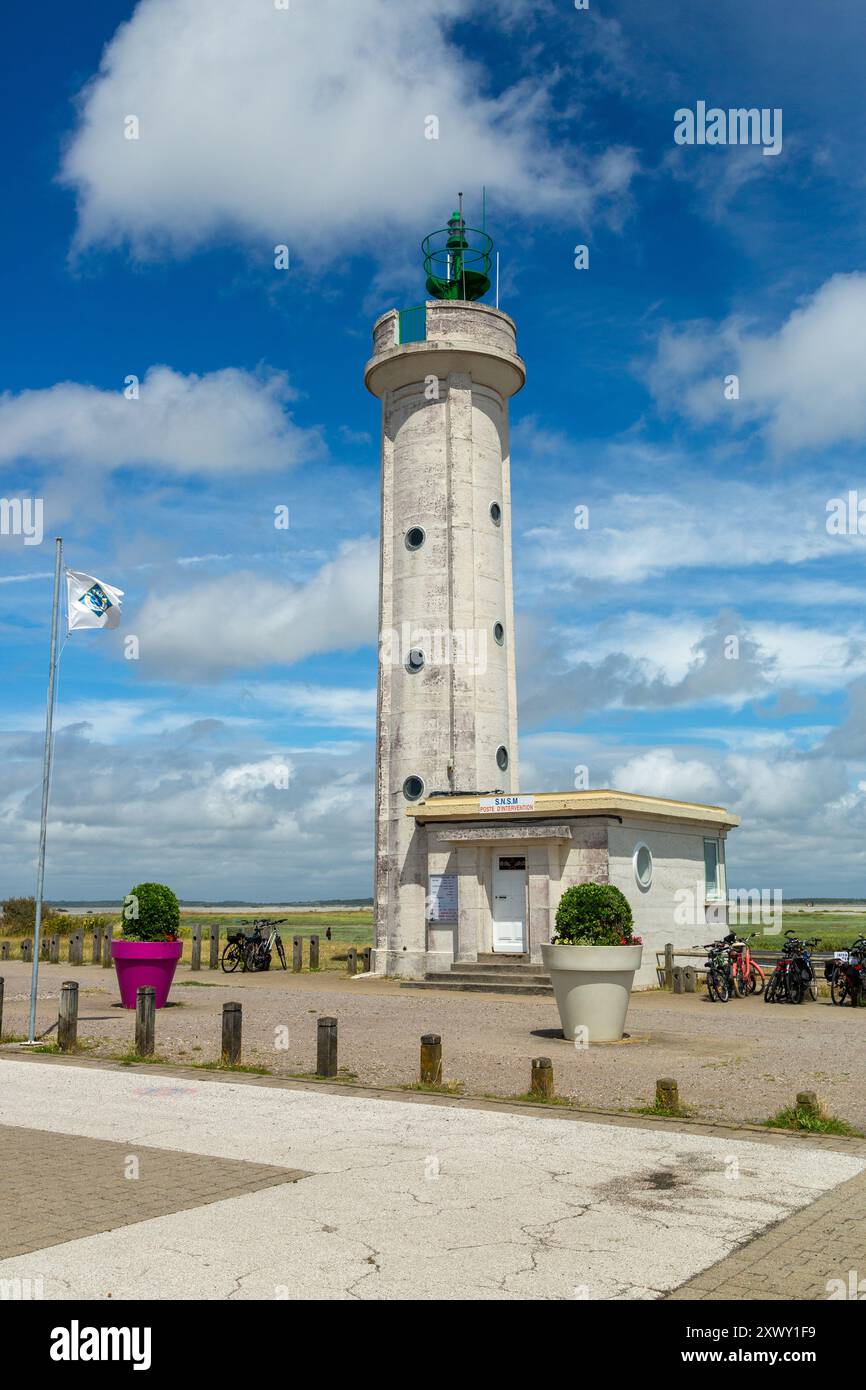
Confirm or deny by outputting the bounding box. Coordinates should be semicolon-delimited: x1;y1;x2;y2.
764;931;820;1004
826;935;866;1007
725;931;766;996
221;918;288;973
699;938;734;1002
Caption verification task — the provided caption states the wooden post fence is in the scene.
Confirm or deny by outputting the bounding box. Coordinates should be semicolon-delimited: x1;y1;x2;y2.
316;1016;338;1077
21;939;32;963
102;928;113;968
420;1033;442;1086
209;925;220;971
191;924;202;972
49;935;60;965
0;942;9;961
309;936;319;971
221;1002;242;1065
58;981;79;1052
530;1056;554;1100
292;936;303;972
346;947;357;976
362;947;372;973
135;986;155;1057
91;927;102;965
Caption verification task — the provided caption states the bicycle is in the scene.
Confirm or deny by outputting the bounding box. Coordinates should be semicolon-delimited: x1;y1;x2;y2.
827;936;866;1007
699;939;734;1002
764;932;819;1004
726;931;766;996
221;918;288;973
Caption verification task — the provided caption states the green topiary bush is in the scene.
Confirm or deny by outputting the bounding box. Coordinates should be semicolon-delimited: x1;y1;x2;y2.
121;883;180;942
553;883;639;946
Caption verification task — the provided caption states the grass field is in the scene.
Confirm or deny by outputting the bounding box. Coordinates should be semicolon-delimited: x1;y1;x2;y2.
730;909;866;952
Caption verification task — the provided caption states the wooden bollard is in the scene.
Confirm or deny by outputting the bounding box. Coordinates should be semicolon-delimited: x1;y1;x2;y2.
40;935;49;961
209;925;220;971
316;1016;338;1077
102;928;113;968
135;986;155;1058
91;927;102;965
420;1033;442;1086
0;942;9;961
221;1001;242;1066
49;935;60;965
58;981;79;1052
656;1077;680;1112
346;947;357;976
0;976;4;1038
21;939;32;963
664;942;674;990
309;936;320;971
362;947;372;973
797;1090;822;1120
69;932;84;967
530;1056;554;1099
293;936;303;972
683;965;697;993
191;924;202;972
672;965;684;994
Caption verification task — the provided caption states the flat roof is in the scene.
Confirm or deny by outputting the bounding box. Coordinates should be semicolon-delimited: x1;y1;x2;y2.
408;788;739;829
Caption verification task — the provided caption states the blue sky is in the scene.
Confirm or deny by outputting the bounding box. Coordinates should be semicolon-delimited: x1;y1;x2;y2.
2;0;866;900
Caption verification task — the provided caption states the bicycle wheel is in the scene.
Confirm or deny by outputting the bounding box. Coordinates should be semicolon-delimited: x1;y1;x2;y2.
749;962;765;996
706;968;721;1001
275;936;287;970
785;968;804;1004
221;942;243;974
710;968;730;1002
807;972;818;1003
765;968;780;1002
731;962;746;997
831;972;849;1006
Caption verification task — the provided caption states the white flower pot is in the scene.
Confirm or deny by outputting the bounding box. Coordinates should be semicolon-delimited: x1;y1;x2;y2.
542;943;643;1043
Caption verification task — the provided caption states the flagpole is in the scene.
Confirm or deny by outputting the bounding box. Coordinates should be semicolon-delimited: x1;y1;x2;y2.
25;536;63;1045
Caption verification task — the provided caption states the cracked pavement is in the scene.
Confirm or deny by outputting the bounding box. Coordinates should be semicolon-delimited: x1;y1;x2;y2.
0;1057;861;1300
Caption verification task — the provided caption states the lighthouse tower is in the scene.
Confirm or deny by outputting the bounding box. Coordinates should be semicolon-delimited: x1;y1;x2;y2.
365;203;526;977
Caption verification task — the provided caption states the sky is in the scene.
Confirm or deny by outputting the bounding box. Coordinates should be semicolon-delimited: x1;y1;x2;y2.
2;0;866;901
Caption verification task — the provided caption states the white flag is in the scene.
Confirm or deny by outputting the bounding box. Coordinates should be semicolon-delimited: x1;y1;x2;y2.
65;569;124;631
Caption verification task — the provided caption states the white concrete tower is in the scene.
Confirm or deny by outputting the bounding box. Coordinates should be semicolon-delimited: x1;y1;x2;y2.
365;206;526;977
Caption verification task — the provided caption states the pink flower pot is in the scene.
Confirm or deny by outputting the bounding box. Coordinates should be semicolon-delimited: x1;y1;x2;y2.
112;939;183;1009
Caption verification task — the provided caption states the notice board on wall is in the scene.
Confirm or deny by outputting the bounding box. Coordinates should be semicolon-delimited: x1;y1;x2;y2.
427;873;458;923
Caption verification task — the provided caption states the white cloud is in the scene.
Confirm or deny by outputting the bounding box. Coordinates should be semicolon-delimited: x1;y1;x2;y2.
0;366;320;477
646;274;866;452
524;471;855;585
133;539;379;679
60;0;636;264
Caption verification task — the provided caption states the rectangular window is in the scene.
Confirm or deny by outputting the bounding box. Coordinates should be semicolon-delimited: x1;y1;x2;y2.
704;838;725;900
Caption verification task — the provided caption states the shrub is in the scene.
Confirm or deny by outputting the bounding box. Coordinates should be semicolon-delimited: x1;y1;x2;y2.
1;897;58;932
553;883;638;946
121;883;180;942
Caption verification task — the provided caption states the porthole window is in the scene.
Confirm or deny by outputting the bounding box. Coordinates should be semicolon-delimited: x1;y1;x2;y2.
496;745;509;772
493;621;505;646
489;502;502;527
403;775;425;801
405;526;426;551
633;842;653;891
405;648;425;673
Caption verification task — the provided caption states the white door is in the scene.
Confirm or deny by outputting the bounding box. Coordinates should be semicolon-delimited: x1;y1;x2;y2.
492;855;527;952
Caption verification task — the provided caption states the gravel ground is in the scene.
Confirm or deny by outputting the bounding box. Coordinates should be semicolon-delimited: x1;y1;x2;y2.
2;959;865;1130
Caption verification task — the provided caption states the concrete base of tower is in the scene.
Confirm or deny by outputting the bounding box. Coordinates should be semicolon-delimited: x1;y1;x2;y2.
371;948;428;979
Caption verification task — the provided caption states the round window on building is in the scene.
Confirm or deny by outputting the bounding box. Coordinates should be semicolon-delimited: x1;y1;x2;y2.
405;647;425;673
496;745;509;772
403;775;425;802
405;526;426;551
489;502;502;527
633;842;653;890
493;621;505;646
